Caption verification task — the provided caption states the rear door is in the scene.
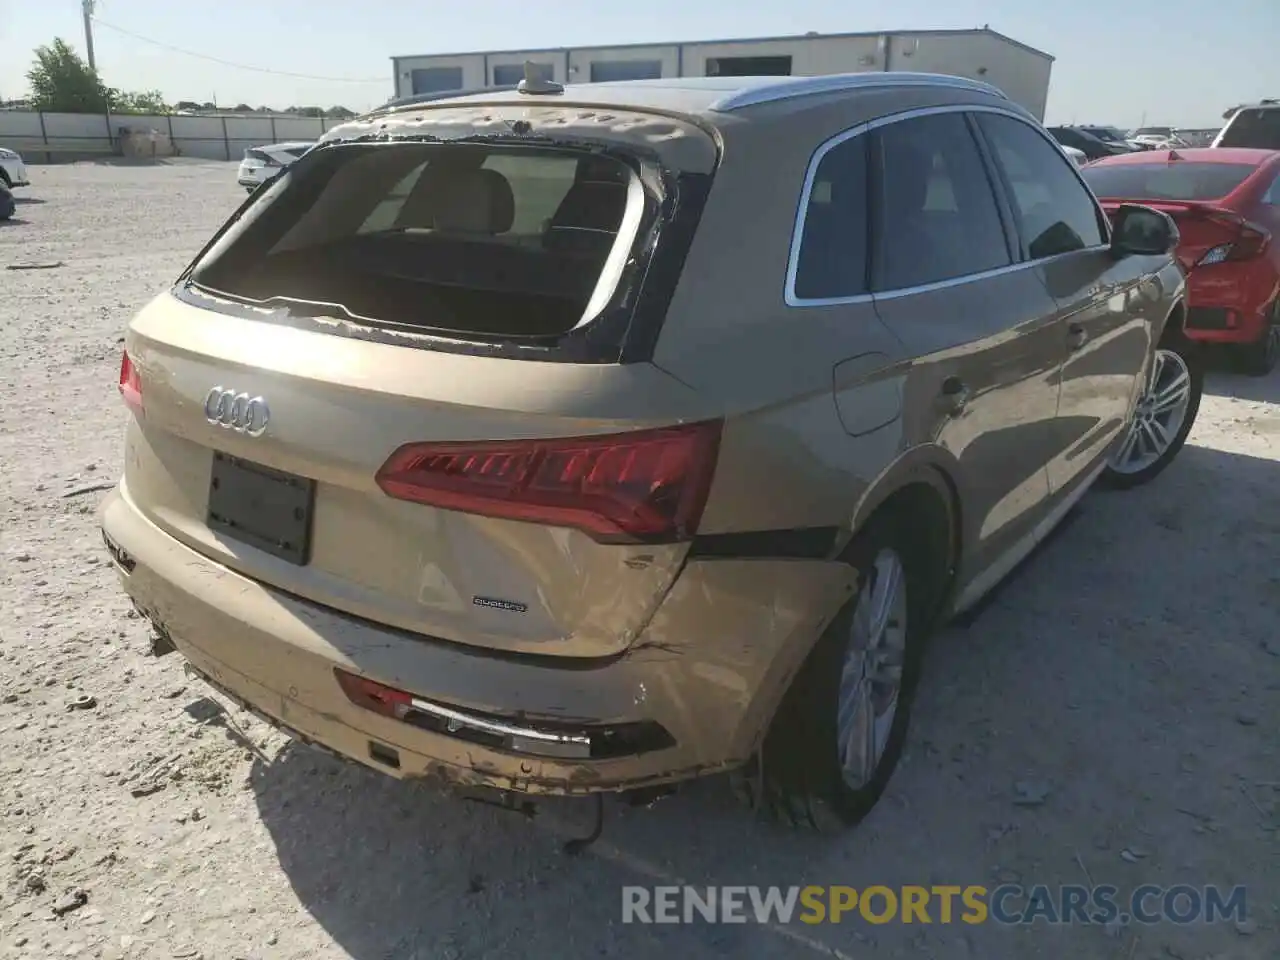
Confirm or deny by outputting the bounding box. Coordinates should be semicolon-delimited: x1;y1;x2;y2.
865;109;1064;588
973;111;1152;498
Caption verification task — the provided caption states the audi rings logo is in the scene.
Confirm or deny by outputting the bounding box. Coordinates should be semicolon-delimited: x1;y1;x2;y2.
204;387;270;437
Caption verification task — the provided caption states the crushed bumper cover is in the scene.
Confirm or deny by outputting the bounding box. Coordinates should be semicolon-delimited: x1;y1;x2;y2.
100;485;853;796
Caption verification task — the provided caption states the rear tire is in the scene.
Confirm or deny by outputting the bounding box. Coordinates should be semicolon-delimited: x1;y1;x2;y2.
1098;344;1202;490
1236;303;1280;377
0;169;11;188
740;511;935;830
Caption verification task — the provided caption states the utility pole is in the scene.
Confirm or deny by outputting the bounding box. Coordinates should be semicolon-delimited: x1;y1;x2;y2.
82;0;97;72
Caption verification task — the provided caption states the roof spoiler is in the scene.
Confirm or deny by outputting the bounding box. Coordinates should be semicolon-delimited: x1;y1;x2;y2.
363;84;520;119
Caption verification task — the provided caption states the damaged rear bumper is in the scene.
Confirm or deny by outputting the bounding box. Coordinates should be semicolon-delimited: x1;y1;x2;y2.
100;484;853;796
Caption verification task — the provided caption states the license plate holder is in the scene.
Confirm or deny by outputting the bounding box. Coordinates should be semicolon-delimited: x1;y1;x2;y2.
207;452;315;565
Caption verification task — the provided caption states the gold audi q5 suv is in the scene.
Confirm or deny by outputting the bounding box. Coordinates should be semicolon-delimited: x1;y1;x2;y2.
102;71;1199;828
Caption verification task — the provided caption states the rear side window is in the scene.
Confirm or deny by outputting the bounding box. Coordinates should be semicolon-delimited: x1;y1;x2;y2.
976;113;1106;260
870;112;1011;291
1080;162;1257;201
1217;108;1280;149
1264;174;1280;206
192;143;641;340
792;134;870;300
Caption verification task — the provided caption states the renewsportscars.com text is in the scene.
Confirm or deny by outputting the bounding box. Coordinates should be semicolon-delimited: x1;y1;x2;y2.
621;884;1248;926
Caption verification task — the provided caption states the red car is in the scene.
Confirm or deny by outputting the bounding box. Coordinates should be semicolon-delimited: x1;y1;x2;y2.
1081;148;1280;375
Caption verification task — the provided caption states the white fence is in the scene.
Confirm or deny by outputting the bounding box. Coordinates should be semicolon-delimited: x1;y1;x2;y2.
0;110;346;162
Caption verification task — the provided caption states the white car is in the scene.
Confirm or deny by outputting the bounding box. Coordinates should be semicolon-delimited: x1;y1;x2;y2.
236;141;313;193
1060;144;1087;165
0;148;29;190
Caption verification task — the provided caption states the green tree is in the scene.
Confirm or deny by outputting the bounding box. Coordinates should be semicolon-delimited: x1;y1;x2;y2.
110;89;170;115
26;38;110;113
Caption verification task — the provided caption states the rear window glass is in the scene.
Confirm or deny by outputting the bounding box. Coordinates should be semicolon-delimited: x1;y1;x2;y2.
1081;162;1256;200
193;143;641;339
1217;108;1280;149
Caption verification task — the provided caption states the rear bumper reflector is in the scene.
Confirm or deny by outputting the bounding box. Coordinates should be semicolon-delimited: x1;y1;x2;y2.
334;668;673;761
1186;307;1235;330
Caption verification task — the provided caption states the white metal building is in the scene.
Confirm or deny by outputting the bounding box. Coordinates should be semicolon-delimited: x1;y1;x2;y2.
390;27;1054;120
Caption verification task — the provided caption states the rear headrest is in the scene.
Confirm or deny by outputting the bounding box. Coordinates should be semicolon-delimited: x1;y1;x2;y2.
882;144;932;216
428;168;515;235
549;179;628;233
577;155;629;185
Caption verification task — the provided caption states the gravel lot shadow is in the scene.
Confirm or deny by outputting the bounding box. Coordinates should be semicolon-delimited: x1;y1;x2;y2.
14;196;47;205
1204;369;1280;404
247;441;1279;960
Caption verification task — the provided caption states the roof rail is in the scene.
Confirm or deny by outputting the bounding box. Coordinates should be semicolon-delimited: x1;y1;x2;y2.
709;72;1009;112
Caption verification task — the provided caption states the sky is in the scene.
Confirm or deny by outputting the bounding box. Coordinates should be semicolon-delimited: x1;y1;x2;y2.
0;0;1275;127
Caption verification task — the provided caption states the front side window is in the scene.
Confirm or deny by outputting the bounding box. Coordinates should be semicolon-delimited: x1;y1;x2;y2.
792;134;870;300
976;113;1106;260
870;112;1012;291
1263;173;1280;206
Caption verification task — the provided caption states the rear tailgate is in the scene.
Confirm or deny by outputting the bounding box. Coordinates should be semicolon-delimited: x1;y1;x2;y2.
121;292;713;659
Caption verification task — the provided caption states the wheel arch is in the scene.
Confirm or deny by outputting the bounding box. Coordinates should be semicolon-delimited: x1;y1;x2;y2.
844;445;964;624
1157;297;1188;350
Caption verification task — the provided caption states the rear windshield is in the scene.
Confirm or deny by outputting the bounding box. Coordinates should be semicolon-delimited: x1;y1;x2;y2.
193;142;642;339
1217;108;1280;149
1081;162;1256;201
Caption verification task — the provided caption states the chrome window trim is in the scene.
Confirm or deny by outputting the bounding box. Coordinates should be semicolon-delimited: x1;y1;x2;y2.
785;102;1112;308
709;72;1008;113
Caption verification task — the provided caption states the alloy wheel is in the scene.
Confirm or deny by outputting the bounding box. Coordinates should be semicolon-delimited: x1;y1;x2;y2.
837;548;908;791
1108;348;1193;475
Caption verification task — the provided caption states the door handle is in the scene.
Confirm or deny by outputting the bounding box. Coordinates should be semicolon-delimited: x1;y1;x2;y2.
1067;322;1089;351
940;376;970;417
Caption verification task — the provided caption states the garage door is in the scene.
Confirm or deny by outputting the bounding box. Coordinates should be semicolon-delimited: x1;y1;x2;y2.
411;67;464;94
493;62;554;86
589;60;663;82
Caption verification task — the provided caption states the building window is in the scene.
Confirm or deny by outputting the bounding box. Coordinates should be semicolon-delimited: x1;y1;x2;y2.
706;55;792;77
589;60;663;82
493;62;554;87
410;67;463;95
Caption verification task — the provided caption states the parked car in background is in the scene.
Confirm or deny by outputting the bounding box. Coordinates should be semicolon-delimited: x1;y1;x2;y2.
103;72;1198;833
1212;101;1280;149
1076;126;1141;152
1082;147;1280;375
1046;125;1126;161
1060;143;1088;165
0;147;29;190
236;141;314;193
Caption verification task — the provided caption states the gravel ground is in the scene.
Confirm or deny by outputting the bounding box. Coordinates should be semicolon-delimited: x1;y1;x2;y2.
1;161;1277;960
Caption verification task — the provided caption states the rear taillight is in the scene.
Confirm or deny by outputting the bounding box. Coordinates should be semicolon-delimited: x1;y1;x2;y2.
1195;218;1270;266
118;350;143;417
375;421;723;543
334;670;412;720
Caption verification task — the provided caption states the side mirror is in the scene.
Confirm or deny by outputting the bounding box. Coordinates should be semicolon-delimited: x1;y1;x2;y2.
1110;203;1180;257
